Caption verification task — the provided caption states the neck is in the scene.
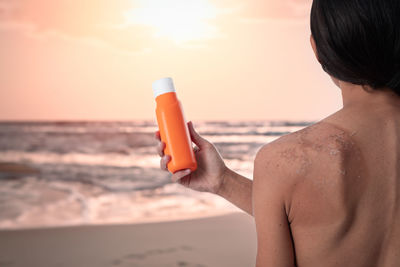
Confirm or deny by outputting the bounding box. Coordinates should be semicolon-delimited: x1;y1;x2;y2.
340;81;400;110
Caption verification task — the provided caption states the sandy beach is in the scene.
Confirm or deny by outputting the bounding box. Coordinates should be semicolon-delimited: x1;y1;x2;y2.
0;212;256;267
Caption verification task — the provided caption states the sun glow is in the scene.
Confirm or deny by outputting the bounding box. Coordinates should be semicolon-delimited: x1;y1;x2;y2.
125;0;219;43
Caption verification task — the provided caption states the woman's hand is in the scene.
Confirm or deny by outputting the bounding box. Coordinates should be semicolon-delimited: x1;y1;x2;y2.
155;121;228;194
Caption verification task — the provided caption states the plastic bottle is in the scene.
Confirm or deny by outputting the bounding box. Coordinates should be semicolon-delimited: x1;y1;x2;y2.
153;77;197;173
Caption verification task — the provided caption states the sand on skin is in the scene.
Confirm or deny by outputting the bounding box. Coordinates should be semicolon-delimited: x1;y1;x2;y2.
0;212;256;267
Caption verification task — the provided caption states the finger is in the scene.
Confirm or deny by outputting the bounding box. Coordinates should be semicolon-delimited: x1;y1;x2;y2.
157;142;165;157
155;131;161;141
187;121;208;148
171;169;191;183
160;155;171;171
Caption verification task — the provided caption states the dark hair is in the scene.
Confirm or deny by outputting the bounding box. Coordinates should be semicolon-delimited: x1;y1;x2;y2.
310;0;400;95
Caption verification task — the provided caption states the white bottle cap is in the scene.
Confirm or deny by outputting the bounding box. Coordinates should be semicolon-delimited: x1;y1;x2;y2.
152;77;176;98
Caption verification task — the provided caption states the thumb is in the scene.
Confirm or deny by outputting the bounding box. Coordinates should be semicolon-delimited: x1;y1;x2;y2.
187;121;208;148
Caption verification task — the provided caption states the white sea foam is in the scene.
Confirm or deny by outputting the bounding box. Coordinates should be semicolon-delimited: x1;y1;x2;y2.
205;135;280;144
0;150;160;168
0;179;238;229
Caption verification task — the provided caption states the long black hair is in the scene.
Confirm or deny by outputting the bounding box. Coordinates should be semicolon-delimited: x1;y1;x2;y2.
310;0;400;95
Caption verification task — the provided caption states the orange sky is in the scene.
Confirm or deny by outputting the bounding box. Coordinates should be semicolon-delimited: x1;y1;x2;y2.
0;0;342;121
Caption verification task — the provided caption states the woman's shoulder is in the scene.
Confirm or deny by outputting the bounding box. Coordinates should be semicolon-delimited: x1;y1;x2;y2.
260;118;353;155
255;118;355;179
254;118;357;214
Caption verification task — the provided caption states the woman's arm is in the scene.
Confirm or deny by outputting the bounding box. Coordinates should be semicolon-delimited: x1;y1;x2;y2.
253;144;295;266
217;167;253;215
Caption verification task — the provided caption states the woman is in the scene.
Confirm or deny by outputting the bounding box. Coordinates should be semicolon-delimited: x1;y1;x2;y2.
155;0;400;266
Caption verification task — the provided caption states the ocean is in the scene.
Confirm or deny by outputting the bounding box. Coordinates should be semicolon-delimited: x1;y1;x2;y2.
0;120;312;229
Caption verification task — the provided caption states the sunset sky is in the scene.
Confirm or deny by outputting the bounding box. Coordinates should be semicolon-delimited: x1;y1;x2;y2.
0;0;342;121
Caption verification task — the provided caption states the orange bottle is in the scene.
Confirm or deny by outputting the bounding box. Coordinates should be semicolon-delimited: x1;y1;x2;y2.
153;77;197;173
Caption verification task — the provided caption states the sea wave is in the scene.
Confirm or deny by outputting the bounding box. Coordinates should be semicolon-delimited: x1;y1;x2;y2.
0;120;310;229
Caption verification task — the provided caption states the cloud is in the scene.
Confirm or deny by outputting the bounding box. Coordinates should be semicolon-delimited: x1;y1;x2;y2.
0;0;128;34
236;0;311;21
0;0;16;19
0;0;241;51
0;0;312;52
0;0;157;53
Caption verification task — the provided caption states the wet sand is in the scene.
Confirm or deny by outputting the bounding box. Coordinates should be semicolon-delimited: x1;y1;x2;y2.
0;213;256;267
0;162;40;176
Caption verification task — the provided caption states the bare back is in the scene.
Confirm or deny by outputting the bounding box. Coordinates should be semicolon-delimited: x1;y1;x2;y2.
285;108;400;266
